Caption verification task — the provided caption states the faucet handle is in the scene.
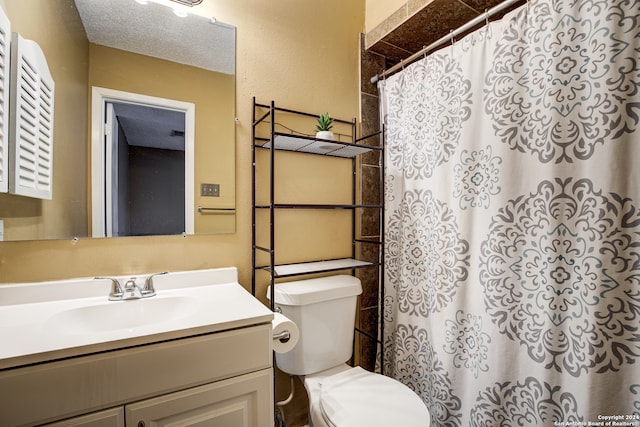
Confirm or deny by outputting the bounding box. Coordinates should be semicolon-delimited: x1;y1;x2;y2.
124;277;138;291
96;277;123;300
142;271;168;297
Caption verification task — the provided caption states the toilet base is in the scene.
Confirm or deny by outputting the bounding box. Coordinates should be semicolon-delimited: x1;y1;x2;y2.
303;364;350;427
301;364;430;427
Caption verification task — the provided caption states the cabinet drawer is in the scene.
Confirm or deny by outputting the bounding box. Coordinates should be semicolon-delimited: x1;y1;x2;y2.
0;324;271;426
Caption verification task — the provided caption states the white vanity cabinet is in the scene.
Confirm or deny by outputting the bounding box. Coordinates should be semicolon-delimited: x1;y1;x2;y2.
43;369;271;427
0;268;274;427
3;324;272;427
1;317;273;427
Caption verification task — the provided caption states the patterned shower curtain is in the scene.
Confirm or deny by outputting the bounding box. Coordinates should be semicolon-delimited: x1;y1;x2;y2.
378;0;640;425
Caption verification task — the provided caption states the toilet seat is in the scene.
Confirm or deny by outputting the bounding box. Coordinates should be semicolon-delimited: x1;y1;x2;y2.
304;366;431;427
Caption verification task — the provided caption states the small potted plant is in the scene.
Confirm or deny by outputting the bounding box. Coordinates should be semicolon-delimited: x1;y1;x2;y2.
315;112;334;140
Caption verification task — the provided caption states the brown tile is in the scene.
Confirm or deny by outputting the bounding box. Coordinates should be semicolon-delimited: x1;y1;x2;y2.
359;91;381;166
455;0;526;39
459;0;521;13
365;4;409;49
360;207;381;238
360;306;379;336
356;240;380;310
408;0;438;16
383;0;478;55
357;306;380;371
358;332;378;371
360;34;386;96
366;40;413;65
359;266;380;308
360;93;380;137
365;0;526;70
361;54;384;95
361;145;381;167
359;241;380;264
361;164;381;205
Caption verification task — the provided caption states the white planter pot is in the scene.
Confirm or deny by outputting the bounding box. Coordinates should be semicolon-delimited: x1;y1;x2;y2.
315;131;334;140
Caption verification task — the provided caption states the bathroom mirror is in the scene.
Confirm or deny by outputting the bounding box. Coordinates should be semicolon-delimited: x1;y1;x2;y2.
0;0;236;241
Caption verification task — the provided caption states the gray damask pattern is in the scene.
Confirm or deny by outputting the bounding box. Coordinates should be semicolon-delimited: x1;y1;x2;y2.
479;178;640;376
384;55;472;179
380;0;639;422
386;189;470;317
470;377;583;426
384;324;462;427
484;0;640;163
443;310;491;378
632;384;640;416
453;146;502;209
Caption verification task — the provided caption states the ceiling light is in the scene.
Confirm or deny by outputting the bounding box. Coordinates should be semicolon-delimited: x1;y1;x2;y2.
169;0;203;6
135;0;224;24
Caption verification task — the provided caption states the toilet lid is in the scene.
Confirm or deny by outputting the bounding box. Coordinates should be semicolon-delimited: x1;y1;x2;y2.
318;367;431;427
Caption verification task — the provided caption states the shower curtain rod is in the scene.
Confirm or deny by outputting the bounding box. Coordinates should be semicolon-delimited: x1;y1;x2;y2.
370;0;524;84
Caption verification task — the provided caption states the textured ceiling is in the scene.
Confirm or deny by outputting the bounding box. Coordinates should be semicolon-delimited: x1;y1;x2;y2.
74;0;232;150
366;0;527;67
74;0;235;74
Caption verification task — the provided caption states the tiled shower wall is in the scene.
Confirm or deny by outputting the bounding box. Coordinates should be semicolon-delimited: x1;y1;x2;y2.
356;34;386;372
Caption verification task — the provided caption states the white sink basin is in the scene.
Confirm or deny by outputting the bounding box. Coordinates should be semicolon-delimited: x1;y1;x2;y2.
0;267;274;369
47;295;199;334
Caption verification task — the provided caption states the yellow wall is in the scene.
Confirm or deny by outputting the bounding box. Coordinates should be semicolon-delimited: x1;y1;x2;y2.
0;0;366;298
365;0;406;32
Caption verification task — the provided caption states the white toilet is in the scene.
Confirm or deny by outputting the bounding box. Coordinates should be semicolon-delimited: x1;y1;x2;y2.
269;275;431;427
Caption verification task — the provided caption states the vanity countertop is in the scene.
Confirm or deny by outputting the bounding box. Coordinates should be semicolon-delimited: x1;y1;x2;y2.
0;267;273;370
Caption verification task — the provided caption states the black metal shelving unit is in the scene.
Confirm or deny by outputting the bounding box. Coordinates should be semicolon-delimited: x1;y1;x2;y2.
251;98;385;373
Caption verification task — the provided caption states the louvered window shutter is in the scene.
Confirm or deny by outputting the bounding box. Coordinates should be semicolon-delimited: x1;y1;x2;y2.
9;33;54;200
0;9;10;193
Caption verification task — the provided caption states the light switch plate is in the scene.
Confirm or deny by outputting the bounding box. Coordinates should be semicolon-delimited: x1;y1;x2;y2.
201;183;220;197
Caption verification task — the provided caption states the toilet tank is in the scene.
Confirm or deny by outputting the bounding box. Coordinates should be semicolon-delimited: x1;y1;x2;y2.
268;275;362;376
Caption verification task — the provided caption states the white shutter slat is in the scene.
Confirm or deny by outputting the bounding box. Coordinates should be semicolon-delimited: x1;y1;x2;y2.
0;8;10;193
9;32;55;200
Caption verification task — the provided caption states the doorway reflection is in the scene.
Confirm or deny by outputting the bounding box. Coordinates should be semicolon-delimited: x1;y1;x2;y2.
106;102;186;236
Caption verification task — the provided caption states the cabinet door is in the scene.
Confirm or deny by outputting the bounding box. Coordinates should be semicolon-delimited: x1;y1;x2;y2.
9;33;55;200
126;368;273;427
42;407;124;427
0;6;9;193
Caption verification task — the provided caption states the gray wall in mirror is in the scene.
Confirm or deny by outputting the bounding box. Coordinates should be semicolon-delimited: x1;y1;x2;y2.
0;0;236;241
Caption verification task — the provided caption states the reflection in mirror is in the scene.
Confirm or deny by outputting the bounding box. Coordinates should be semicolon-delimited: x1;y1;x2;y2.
92;89;194;238
0;0;235;241
105;103;187;237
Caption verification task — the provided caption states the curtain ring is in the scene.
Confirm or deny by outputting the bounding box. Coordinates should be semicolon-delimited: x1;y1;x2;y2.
423;45;428;60
449;29;455;46
485;8;490;26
